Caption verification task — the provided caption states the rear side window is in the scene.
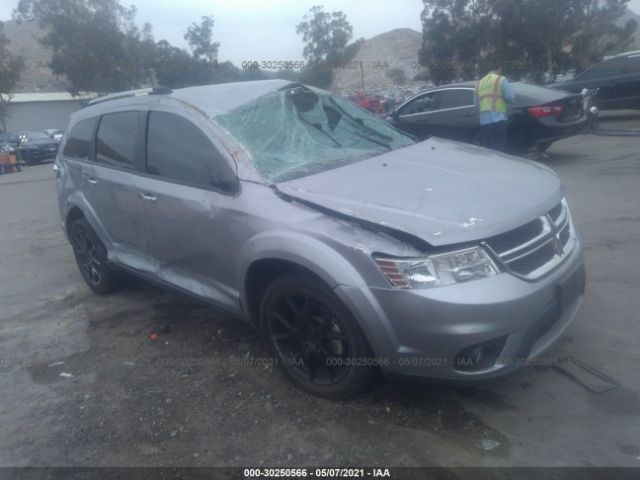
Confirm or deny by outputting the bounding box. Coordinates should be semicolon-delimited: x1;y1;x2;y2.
146;112;229;190
438;89;474;108
96;112;138;167
63;118;97;161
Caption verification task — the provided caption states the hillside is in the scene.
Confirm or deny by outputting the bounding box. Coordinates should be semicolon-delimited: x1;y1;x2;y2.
3;9;638;95
332;28;424;92
3;21;69;92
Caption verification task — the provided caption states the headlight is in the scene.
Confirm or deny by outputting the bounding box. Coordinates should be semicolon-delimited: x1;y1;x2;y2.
374;246;499;289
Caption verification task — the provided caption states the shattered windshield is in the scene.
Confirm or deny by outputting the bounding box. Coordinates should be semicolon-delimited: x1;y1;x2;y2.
215;86;415;182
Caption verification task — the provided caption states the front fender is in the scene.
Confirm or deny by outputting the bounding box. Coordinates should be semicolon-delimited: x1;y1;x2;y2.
236;230;368;311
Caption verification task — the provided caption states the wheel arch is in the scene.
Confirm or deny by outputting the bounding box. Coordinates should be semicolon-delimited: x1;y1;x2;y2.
238;231;368;325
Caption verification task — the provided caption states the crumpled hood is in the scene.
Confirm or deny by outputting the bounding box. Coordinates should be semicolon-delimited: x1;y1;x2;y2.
277;138;564;247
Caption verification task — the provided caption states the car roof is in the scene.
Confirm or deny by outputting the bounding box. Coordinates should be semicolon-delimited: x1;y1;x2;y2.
78;79;300;121
172;79;300;116
429;81;477;89
611;49;640;58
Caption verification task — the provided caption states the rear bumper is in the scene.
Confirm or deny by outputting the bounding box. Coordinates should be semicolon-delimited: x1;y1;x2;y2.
532;120;588;146
335;232;585;381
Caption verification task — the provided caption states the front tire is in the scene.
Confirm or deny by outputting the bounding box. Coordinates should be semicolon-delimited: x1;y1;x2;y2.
70;218;121;294
260;273;376;399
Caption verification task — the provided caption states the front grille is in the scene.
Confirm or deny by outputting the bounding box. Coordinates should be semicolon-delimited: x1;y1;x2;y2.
484;200;576;280
485;219;544;253
508;240;556;274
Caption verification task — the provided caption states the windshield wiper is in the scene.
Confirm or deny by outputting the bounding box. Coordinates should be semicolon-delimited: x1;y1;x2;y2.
327;98;393;150
297;115;342;148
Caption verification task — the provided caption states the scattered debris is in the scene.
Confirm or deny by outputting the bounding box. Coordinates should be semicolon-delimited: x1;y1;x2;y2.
48;361;65;368
554;357;620;394
459;217;483;228
148;333;159;341
478;439;501;451
59;372;74;378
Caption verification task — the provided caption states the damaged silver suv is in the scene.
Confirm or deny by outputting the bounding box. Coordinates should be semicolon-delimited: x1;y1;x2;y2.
55;80;585;399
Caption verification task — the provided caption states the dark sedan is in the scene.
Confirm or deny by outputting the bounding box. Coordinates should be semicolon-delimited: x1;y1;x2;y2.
387;82;587;152
550;50;640;111
0;130;60;165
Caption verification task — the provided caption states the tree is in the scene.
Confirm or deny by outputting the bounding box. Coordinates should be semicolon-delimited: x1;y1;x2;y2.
153;40;213;88
13;0;233;92
185;15;220;63
418;0;493;84
296;5;355;88
569;0;638;73
14;0;146;94
0;22;25;132
419;0;637;84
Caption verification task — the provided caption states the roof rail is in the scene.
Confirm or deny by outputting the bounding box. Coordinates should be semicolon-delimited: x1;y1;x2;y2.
87;86;173;106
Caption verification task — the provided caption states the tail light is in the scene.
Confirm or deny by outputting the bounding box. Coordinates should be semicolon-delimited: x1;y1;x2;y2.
528;106;563;118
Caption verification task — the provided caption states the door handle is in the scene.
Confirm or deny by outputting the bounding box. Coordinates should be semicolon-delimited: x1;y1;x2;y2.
86;177;98;185
139;192;157;202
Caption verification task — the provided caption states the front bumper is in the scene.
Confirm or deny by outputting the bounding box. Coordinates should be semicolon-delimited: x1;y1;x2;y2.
335;232;585;380
19;147;59;163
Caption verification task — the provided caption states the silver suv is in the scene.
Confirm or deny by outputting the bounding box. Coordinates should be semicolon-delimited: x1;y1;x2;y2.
55;80;585;399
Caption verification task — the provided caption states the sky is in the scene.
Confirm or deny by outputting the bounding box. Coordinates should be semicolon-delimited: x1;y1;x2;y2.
1;0;639;67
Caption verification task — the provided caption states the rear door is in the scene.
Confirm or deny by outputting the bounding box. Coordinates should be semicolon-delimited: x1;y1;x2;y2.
88;110;151;268
135;109;240;310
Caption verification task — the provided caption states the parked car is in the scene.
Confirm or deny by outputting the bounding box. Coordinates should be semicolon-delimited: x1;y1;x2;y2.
387;81;588;152
0;130;60;165
347;92;386;114
550;50;640;110
56;81;585;399
45;129;64;141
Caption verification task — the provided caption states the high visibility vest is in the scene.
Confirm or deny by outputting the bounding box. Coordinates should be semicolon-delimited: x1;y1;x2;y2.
476;73;507;114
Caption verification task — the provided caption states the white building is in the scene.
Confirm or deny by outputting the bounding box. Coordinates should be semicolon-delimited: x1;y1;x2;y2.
5;92;96;132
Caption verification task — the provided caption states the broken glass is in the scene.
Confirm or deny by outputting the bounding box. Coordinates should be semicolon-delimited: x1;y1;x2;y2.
215;87;415;182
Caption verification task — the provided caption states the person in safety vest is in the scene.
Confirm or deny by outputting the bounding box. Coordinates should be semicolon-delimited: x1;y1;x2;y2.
475;65;516;152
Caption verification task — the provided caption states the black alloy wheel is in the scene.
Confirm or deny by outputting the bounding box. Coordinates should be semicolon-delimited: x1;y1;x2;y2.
70;218;121;294
260;273;376;399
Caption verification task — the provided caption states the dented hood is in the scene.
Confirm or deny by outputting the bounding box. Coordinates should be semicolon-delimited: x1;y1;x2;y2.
277;138;564;247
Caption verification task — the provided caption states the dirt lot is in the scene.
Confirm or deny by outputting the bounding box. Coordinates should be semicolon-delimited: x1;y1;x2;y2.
1;114;639;467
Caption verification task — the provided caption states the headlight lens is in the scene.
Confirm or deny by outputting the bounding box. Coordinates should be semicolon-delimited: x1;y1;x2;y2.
374;246;499;289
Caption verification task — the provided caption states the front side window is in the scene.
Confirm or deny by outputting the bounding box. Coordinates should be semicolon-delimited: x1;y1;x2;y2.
215;87;415;182
96;111;138;167
63;118;97;161
146;112;232;190
400;93;438;115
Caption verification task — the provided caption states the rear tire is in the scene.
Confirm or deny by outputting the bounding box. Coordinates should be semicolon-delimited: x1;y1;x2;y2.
70;218;122;294
259;273;376;400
